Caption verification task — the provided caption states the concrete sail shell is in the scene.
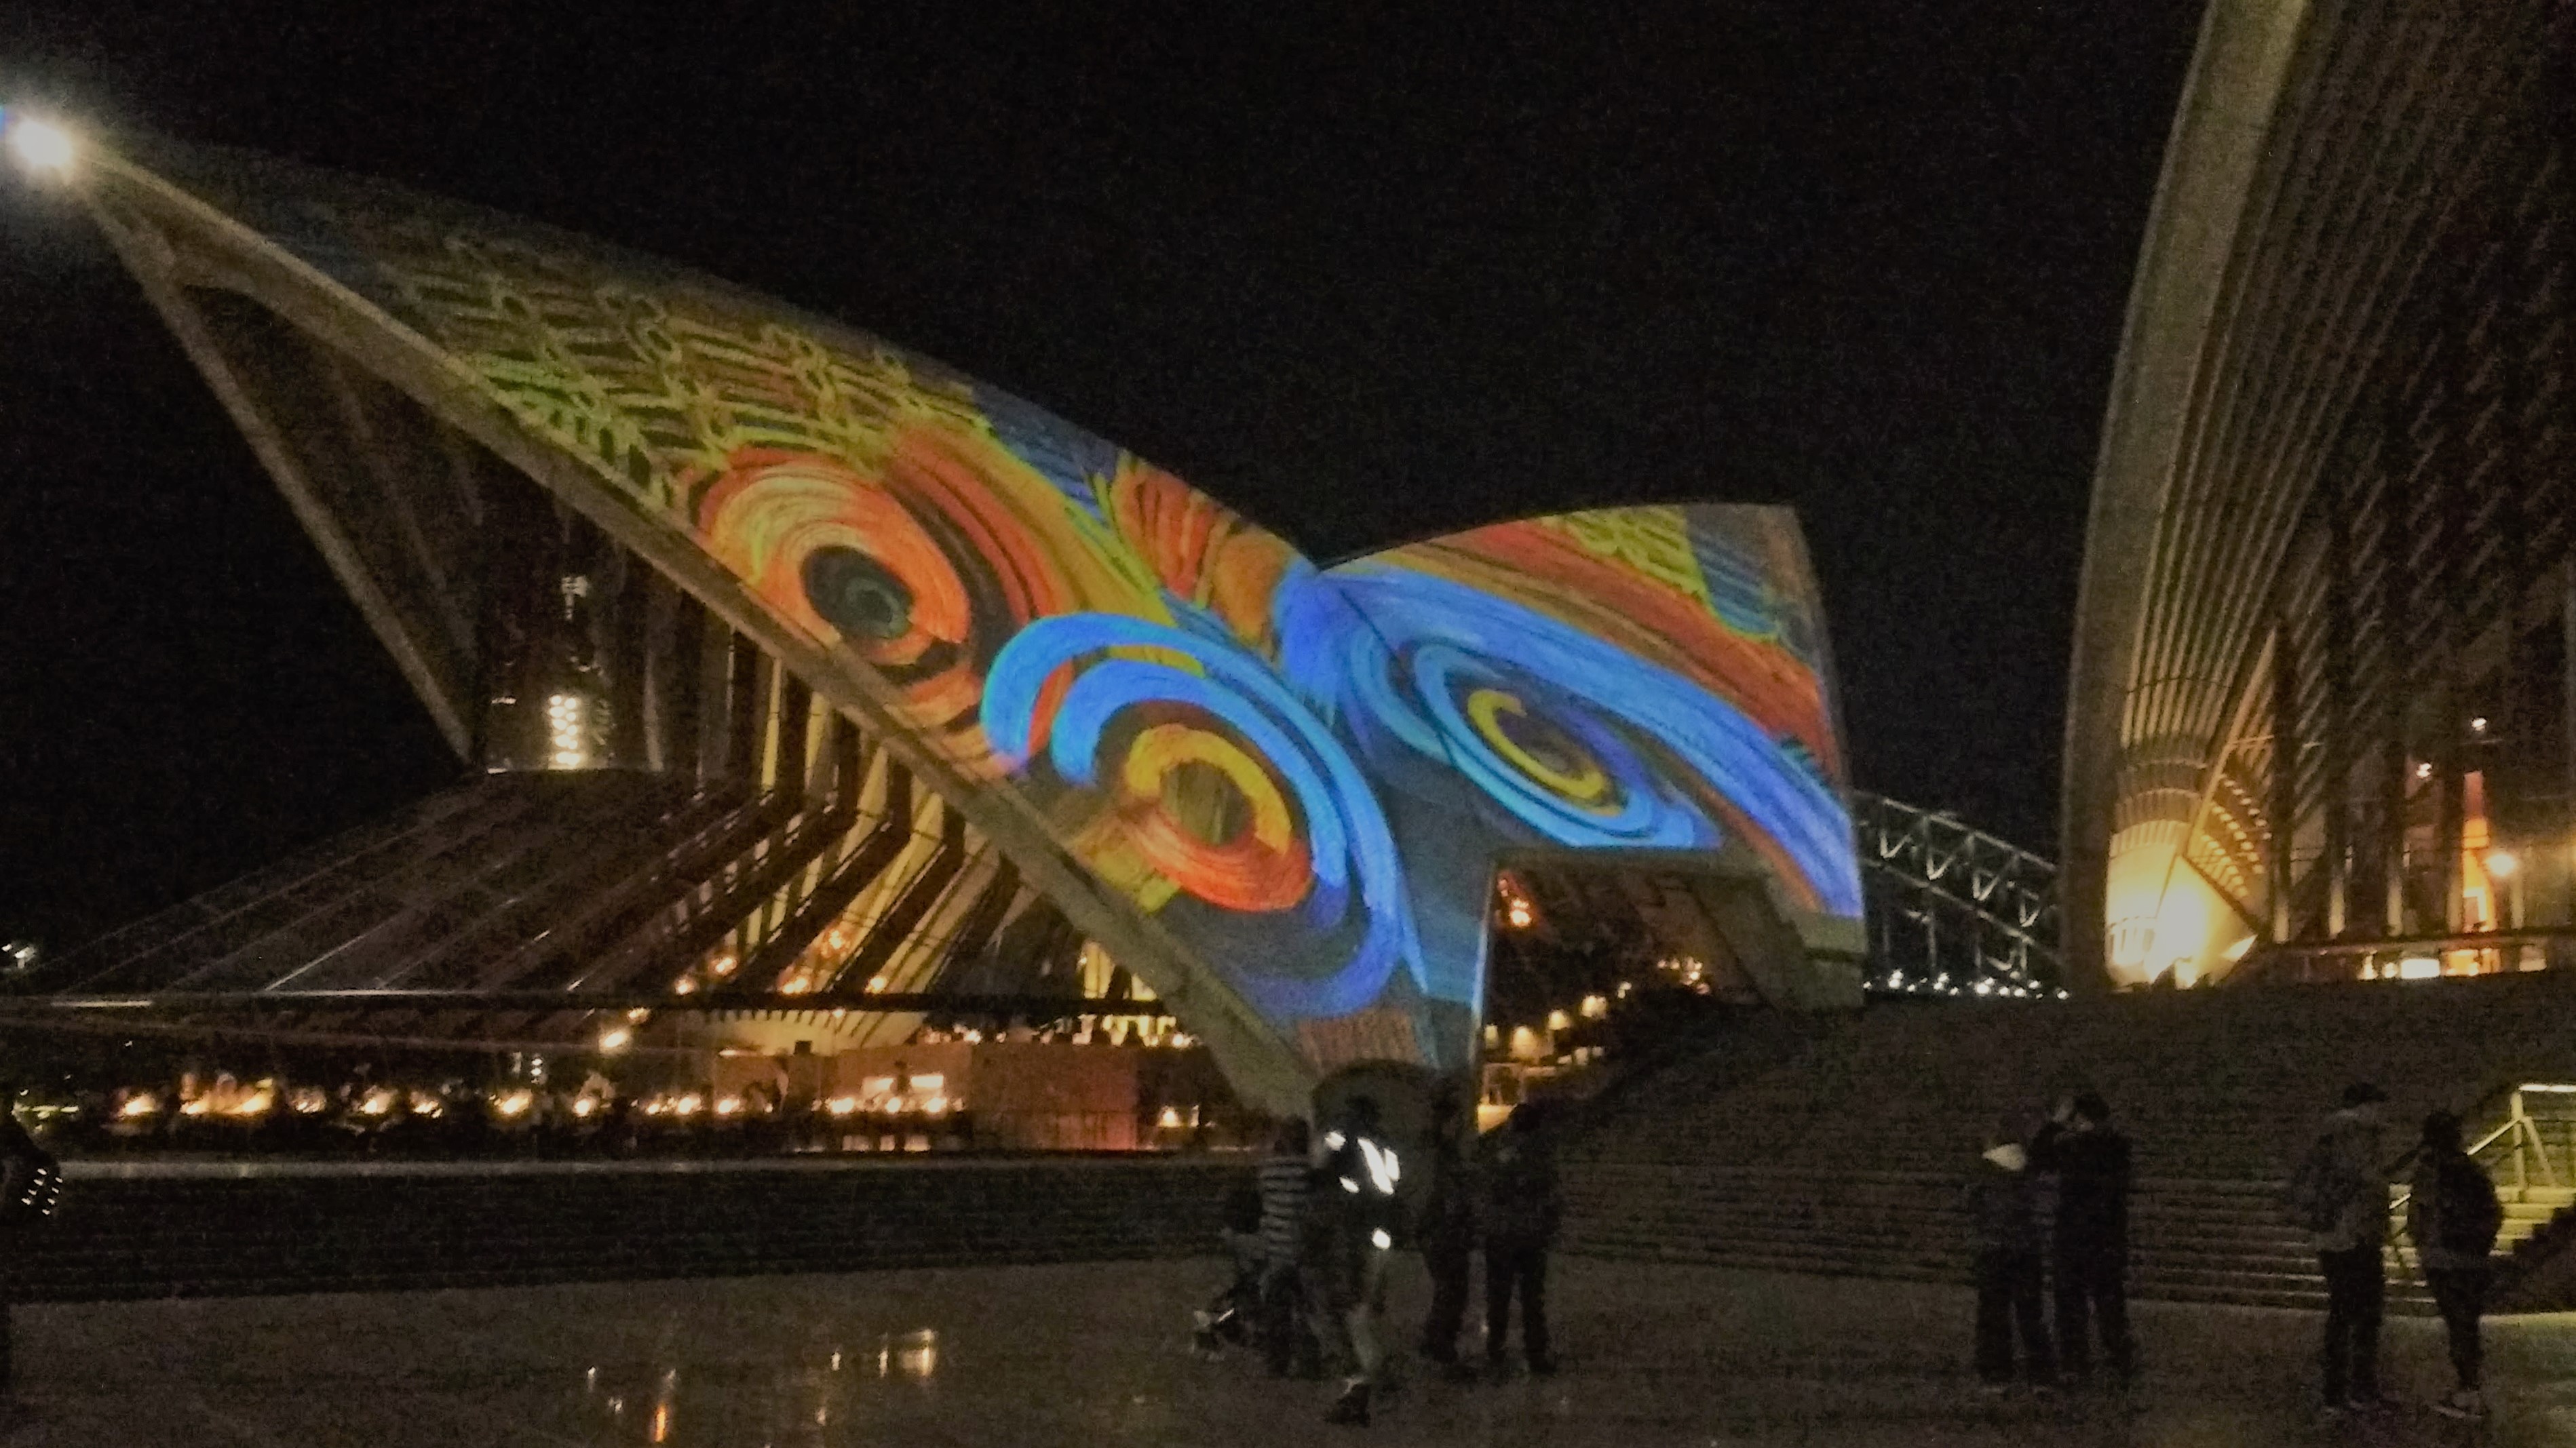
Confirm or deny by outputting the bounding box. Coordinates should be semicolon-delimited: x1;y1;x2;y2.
71;141;1861;1100
2064;0;2571;988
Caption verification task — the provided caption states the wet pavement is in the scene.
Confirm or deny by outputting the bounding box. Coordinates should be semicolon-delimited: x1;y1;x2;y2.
5;1255;2574;1445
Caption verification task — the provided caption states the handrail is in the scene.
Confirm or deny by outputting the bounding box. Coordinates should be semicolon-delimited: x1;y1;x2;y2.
2385;1081;2576;1275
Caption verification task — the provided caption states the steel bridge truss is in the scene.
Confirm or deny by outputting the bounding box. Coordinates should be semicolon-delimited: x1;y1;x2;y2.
1852;791;2062;996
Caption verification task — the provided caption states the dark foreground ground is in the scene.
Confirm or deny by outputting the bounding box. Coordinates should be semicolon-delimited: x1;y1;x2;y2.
4;1255;2571;1445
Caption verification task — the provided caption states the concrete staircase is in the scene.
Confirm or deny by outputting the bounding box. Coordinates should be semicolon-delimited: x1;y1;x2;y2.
1563;973;2576;1311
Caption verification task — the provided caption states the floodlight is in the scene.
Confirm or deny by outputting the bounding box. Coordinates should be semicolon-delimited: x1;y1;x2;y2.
6;117;75;174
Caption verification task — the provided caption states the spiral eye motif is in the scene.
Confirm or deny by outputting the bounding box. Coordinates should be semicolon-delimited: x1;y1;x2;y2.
801;545;916;641
692;437;1154;768
1281;566;1861;919
983;612;1420;1021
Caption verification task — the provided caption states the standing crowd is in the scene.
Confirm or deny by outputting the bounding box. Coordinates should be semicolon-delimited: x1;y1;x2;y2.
1966;1082;2501;1423
1199;1095;1559;1427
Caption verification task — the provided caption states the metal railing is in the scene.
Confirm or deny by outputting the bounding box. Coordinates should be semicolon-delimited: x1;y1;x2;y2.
2387;1082;2576;1272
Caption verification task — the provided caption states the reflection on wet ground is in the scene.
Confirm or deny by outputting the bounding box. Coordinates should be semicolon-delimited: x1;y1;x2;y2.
574;1325;941;1443
7;1256;2576;1445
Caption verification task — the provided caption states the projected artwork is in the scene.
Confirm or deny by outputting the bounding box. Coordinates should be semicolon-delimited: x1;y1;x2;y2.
146;148;1860;1073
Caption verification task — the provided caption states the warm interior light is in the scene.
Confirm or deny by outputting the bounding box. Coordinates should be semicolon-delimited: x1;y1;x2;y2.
545;692;591;769
7;118;75;172
2398;956;2442;981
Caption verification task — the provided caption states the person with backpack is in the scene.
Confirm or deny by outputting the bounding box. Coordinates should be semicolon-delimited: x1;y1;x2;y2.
2029;1091;2134;1384
2406;1110;2501;1422
1964;1119;2054;1392
2285;1082;2391;1417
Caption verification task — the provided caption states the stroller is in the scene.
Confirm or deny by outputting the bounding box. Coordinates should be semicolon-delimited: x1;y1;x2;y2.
1191;1183;1270;1358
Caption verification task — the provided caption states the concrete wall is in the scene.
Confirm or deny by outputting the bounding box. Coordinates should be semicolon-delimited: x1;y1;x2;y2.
16;1156;1246;1303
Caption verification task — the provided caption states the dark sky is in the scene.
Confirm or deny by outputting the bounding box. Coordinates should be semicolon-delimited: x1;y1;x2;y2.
0;5;2202;950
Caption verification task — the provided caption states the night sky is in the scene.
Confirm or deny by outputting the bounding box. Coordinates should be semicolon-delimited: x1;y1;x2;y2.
0;5;2202;950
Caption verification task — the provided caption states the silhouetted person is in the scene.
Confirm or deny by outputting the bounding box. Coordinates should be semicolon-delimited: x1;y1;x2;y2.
2286;1082;2391;1417
1315;1096;1402;1425
1256;1118;1319;1377
2030;1091;2132;1382
1480;1101;1559;1377
0;1087;56;1398
2408;1110;2501;1422
1965;1122;2053;1390
1417;1092;1476;1374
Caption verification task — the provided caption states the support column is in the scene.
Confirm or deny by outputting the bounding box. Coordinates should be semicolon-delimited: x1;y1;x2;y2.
694;616;735;783
2436;296;2471;934
637;571;682;775
2324;473;2358;940
2269;620;2299;942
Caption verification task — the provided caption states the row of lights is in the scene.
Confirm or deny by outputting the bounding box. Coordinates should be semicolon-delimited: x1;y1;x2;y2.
1875;969;2069;1001
545;691;592;770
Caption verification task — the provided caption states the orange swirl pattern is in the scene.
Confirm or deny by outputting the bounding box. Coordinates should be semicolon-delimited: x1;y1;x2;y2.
1101;461;1297;652
689;433;1162;771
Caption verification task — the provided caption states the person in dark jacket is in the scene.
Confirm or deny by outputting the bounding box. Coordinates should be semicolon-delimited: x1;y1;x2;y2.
1480;1101;1559;1376
2406;1110;2501;1422
1314;1096;1403;1425
1965;1124;2054;1390
2285;1082;2391;1416
1416;1091;1476;1374
2029;1091;2133;1382
0;1086;54;1398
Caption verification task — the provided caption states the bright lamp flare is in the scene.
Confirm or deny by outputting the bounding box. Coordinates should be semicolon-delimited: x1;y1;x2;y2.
2486;848;2519;880
7;118;75;172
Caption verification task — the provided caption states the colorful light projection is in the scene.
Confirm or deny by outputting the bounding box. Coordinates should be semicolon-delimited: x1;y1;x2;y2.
144;147;1860;1073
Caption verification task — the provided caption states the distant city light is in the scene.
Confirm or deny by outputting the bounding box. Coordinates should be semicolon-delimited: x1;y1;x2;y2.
6;117;75;173
598;1026;632;1052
